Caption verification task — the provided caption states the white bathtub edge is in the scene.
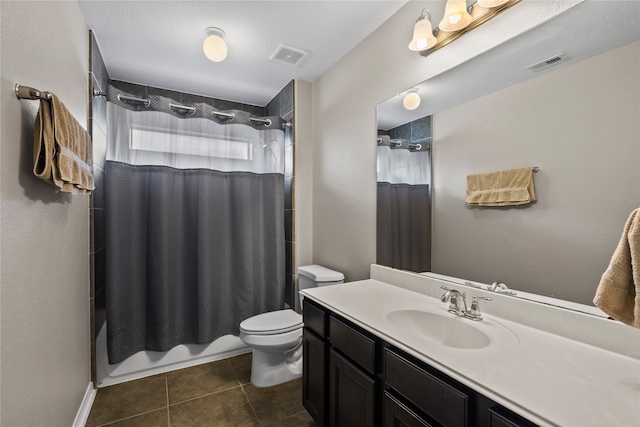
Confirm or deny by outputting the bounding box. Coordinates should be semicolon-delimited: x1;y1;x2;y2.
72;381;96;427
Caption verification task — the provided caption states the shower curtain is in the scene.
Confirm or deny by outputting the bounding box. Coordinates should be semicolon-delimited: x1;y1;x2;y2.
105;86;286;364
376;136;431;273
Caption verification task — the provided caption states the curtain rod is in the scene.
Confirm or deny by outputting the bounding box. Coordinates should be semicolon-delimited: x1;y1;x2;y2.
114;92;280;127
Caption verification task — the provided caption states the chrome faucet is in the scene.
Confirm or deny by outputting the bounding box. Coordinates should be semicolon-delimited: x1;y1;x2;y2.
440;286;492;321
488;281;517;296
440;288;468;316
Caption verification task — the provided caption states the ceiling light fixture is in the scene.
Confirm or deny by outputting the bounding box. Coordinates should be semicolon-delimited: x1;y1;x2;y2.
203;27;227;62
402;88;421;111
408;9;437;52
409;0;521;56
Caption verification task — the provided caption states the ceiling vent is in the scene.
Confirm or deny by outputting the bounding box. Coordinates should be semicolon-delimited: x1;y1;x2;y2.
270;45;309;67
527;54;569;72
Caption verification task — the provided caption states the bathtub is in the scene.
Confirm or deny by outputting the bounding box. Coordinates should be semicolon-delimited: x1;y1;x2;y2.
96;321;250;387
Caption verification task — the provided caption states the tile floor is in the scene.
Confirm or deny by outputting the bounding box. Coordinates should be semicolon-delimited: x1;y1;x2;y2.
86;353;318;427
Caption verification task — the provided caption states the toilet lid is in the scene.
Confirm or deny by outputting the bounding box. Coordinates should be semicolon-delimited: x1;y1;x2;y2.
240;309;303;335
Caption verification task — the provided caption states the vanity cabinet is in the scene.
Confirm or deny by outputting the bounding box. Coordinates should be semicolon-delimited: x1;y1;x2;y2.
303;298;381;426
302;298;537;427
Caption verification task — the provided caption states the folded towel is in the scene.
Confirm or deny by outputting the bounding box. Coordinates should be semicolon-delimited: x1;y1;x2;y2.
594;208;640;328
466;167;535;206
33;93;94;194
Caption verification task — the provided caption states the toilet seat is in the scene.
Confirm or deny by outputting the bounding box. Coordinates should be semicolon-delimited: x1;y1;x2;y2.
240;309;303;336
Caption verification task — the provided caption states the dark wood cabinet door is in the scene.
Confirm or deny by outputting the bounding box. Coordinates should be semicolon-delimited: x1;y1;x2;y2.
329;349;376;427
303;328;327;425
488;407;538;427
384;391;433;427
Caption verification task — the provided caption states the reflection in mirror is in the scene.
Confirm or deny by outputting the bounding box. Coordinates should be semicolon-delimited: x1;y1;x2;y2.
376;1;640;313
376;116;432;273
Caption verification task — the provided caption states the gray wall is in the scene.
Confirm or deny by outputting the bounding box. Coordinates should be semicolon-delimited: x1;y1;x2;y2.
431;41;640;305
0;1;91;425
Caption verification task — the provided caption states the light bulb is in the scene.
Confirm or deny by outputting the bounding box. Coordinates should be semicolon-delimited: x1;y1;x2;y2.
203;28;227;62
403;92;421;110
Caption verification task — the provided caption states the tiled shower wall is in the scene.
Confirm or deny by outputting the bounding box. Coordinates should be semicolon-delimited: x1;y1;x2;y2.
266;81;294;308
379;115;431;144
88;44;296;382
89;31;109;386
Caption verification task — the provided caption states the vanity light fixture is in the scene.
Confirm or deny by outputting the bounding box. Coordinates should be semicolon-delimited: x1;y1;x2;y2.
477;0;511;8
203;27;228;62
408;9;438;52
409;0;521;56
439;0;472;32
402;88;421;111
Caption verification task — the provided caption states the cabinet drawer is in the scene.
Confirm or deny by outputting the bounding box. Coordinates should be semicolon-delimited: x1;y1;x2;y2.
303;298;327;338
330;315;376;373
385;349;468;427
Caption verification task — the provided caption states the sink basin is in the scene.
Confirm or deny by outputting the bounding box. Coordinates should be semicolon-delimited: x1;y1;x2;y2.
386;309;492;349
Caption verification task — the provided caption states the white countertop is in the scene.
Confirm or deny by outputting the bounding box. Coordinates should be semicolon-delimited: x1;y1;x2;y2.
301;274;640;427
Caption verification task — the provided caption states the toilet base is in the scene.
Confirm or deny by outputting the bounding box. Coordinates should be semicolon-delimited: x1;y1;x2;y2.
249;345;302;388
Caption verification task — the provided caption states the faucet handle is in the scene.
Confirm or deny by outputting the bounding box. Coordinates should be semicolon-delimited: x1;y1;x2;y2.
466;296;492;321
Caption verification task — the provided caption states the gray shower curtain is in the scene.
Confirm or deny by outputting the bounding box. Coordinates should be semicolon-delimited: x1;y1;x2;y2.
104;86;285;364
377;182;431;273
106;162;284;364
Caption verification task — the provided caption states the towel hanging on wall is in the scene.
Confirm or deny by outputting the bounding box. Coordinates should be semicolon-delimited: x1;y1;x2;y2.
594;208;640;328
465;167;535;206
33;93;94;194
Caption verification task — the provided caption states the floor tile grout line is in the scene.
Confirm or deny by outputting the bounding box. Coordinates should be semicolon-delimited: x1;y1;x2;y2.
228;357;244;384
165;373;171;427
93;406;168;427
262;410;312;426
241;383;264;427
167;383;244;407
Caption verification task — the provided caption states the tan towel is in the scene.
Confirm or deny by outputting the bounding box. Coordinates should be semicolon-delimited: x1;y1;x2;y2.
33;93;94;194
594;208;640;328
466;167;535;206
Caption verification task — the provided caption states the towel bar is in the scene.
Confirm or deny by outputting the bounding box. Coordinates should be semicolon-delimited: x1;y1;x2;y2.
15;84;51;100
532;166;540;172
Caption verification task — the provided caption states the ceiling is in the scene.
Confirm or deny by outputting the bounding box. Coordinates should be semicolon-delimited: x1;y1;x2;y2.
78;0;409;107
377;0;640;129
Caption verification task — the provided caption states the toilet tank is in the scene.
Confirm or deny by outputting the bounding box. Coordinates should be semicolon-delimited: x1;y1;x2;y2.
296;265;344;312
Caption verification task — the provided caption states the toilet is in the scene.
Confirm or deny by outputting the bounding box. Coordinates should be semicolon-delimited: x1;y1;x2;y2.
239;265;344;387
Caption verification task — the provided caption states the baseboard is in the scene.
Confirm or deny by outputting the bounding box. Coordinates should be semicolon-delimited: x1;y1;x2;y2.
72;382;96;427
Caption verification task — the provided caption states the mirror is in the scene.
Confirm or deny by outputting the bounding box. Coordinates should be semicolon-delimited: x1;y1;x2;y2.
376;1;640;309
